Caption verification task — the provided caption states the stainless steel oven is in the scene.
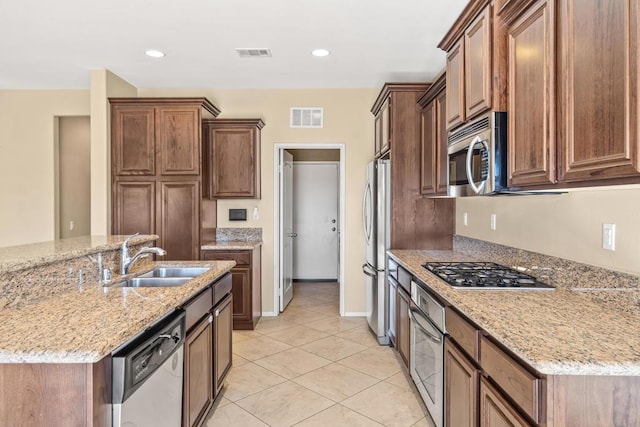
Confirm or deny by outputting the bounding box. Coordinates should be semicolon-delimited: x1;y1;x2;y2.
447;111;507;196
409;280;445;427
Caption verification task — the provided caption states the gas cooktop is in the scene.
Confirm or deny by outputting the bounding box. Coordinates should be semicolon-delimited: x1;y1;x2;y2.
423;262;554;290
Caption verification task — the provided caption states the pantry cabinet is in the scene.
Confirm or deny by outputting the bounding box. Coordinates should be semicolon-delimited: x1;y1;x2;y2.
419;73;448;195
202;119;264;199
110;98;220;260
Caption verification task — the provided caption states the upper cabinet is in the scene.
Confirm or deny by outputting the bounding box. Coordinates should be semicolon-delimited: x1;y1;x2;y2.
418;72;448;195
202;118;264;199
440;0;507;131
500;0;640;188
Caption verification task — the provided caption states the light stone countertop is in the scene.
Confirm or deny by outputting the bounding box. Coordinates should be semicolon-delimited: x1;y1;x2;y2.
388;249;640;376
0;260;235;364
0;235;159;274
201;240;263;251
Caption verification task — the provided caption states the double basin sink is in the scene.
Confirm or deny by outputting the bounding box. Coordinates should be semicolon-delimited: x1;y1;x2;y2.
109;266;211;288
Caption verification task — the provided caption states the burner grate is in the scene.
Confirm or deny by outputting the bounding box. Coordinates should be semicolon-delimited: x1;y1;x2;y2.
422;262;554;290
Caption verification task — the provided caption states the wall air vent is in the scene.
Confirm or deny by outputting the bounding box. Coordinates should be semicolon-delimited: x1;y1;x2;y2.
236;48;272;58
290;108;323;128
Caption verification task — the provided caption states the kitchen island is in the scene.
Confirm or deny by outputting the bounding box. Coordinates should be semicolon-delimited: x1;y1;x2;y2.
0;235;236;426
389;236;640;426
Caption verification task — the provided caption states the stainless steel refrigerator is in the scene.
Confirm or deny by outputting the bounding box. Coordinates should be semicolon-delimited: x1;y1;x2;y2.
362;159;390;345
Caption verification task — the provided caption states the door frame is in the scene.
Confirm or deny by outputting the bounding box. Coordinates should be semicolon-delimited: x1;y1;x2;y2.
273;143;346;316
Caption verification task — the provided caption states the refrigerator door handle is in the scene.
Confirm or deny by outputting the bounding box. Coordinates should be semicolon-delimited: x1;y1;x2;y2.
362;263;378;278
362;181;373;245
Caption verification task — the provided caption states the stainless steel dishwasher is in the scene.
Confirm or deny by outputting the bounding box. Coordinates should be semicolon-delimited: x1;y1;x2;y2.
112;310;185;427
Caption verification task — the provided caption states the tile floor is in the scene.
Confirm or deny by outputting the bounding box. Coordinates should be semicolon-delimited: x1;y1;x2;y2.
204;282;435;427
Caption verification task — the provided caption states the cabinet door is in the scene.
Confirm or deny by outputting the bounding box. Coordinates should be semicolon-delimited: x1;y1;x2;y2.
388;279;397;347
420;100;437;195
446;39;466;129
559;0;640;182
209;127;257;198
231;266;251;327
111;105;155;176
160;181;200;260
480;377;530;427
508;0;556;187
374;111;383;157
397;286;411;368
184;315;213;427
379;98;391;155
213;294;233;395
464;6;492;120
112;181;155;235
157;106;200;176
435;90;449;194
445;338;479;427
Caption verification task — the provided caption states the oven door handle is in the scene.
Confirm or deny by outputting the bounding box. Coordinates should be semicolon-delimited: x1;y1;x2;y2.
466;136;488;194
409;307;442;344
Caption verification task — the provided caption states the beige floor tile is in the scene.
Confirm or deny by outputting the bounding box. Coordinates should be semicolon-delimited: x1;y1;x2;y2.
253;348;332;379
233;353;249;367
305;316;362;334
300;336;367;361
335;327;381;347
307;303;340;315
293;363;380;402
412;415;436;427
342;382;427;427
265;325;330;347
232;329;262;343
278;308;331;325
205;403;268;427
222;363;287;402
255;317;299;334
233;336;292;361
294;404;383;426
337;347;402;380
216;397;232;408
236;382;334;427
385;371;415;390
343;316;368;326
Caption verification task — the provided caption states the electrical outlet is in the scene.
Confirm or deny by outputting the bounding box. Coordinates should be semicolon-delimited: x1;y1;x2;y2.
490;214;497;231
602;223;616;251
253;206;259;220
463;212;468;226
69;220;75;231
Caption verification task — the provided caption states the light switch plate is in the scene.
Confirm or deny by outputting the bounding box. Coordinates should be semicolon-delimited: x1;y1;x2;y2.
602;223;616;251
490;214;497;231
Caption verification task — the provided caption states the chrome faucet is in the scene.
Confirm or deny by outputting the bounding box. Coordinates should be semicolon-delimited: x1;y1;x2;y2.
120;233;167;274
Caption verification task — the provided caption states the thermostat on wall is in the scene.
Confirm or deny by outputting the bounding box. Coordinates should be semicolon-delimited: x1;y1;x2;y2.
229;209;247;221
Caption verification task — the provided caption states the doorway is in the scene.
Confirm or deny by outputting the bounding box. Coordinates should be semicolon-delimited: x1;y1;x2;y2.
274;143;346;316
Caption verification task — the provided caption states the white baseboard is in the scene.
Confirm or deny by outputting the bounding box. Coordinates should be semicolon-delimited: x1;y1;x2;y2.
262;312;278;317
344;312;367;317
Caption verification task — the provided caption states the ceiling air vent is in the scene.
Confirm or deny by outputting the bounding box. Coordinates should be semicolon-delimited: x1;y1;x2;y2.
290;108;323;128
236;48;272;58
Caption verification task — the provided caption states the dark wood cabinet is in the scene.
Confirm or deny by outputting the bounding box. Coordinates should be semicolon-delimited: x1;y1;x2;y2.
445;338;479;427
110;98;220;260
480;377;530;427
464;6;492;119
419;73;448;196
203;119;264;199
387;276;397;348
504;0;556;187
376;98;391;156
213;293;233;394
184;313;213;427
201;247;262;330
446;39;466;129
396;286;411;368
557;0;640;183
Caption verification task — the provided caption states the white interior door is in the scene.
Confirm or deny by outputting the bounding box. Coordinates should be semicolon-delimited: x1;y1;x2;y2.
293;162;339;280
279;150;294;311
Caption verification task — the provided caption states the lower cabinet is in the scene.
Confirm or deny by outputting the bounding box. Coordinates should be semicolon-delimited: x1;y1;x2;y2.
213;293;233;394
396;285;411;368
445;337;479;427
184;314;214;427
388;276;398;347
480;377;530;427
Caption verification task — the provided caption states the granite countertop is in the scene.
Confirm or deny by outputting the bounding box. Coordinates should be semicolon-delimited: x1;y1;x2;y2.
0;235;159;275
0;260;235;364
388;248;640;376
201;240;262;250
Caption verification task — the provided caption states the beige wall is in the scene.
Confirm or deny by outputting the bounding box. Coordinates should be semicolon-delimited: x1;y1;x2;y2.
456;185;640;275
0;90;90;246
138;88;378;314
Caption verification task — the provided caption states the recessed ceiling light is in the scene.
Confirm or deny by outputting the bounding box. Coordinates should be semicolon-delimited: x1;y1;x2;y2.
145;50;166;58
311;49;331;57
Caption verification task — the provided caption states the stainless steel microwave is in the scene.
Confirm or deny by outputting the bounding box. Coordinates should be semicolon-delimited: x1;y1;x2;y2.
447;112;507;197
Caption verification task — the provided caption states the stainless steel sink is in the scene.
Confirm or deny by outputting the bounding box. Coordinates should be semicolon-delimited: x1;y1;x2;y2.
121;277;193;287
138;266;211;278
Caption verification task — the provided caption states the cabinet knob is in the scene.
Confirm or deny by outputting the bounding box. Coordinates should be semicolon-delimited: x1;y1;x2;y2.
215;309;220;317
208;314;213;323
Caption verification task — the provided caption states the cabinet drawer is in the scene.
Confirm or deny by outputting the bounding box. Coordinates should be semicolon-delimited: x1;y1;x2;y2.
480;336;542;423
213;273;232;307
397;266;412;294
446;307;480;362
183;287;213;332
202;250;250;266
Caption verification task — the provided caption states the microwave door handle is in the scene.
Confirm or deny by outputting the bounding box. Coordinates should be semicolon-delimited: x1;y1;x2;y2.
409;308;442;344
466;136;488;194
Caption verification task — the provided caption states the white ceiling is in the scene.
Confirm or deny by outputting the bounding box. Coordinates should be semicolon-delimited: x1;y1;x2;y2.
0;0;468;89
